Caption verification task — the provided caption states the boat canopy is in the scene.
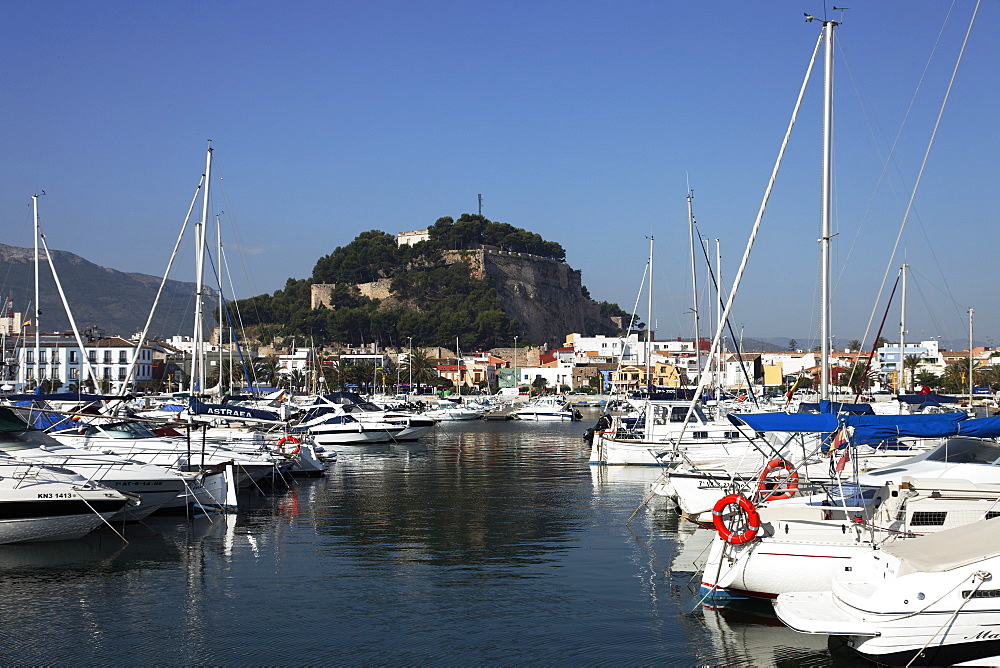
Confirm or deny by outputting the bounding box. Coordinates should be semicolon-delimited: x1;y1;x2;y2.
799;400;875;415
187;398;280;423
896;393;960;405
728;411;981;444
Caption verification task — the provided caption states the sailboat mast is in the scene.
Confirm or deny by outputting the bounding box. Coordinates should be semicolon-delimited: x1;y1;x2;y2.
686;190;701;388
898;264;907;395
193;143;213;393
969;307;975;403
715;239;722;392
645;235;653;396
32;194;41;389
820;19;837;400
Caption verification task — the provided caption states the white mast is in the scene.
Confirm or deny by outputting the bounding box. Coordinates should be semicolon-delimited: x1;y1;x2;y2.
686;190;701;388
715;238;722;392
32;194;41;389
819;18;837;400
969;307;975;403
898;264;907;395
645;235;653;395
193;142;213;393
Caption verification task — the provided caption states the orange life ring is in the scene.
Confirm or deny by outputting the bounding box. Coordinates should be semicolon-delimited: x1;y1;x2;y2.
277;435;301;456
712;494;761;545
757;458;799;501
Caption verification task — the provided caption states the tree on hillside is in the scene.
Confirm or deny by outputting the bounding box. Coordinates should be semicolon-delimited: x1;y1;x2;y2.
312;230;401;284
788;339;799;352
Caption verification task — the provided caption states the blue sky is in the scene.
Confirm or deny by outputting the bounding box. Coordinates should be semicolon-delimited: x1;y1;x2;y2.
2;1;997;347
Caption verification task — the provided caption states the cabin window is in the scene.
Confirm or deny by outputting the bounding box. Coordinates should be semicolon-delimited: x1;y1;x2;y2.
964;589;1000;599
910;512;947;526
692;431;708;439
670;407;687;423
726;431;741;439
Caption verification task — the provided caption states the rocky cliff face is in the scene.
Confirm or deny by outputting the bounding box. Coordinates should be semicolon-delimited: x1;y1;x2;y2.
444;249;617;346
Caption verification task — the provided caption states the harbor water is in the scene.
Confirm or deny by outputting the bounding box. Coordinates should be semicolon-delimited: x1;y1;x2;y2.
1;414;865;665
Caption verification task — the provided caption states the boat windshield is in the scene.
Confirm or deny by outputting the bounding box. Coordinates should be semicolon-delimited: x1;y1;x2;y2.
0;428;63;452
88;421;159;439
924;438;1000;465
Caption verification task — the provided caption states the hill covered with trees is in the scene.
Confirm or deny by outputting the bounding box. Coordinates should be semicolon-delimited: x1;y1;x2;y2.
227;214;631;350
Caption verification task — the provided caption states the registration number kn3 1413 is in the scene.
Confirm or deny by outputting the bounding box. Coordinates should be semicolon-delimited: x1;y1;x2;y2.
36;493;75;499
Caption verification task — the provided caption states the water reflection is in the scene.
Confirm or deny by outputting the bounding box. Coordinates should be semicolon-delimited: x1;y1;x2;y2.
0;418;853;664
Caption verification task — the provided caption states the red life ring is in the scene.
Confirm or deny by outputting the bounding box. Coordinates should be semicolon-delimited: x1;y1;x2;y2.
757;458;799;501
277;435;301;456
712;494;761;545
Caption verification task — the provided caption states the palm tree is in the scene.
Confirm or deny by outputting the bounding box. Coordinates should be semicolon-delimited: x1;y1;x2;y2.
840;361;875;395
915;370;939;391
253;358;281;387
940;359;972;394
902;356;923;393
407;348;437;391
848;339;862;353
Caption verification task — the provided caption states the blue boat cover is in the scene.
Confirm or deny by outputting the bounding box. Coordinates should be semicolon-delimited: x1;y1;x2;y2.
800;400;875;415
845;413;967;444
188;398;280;422
897;393;959;405
728;411;975;445
728;412;839;433
954;416;1000;438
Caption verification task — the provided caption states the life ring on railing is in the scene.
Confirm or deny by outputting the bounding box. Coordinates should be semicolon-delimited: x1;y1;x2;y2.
757;458;799;501
277;436;300;456
712;494;761;545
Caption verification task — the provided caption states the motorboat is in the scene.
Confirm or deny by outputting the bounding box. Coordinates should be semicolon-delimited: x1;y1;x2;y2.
0;406;187;520
309;392;437;439
512;396;581;421
47;419;282;489
421;400;484;421
292;409;405;446
775;516;1000;666
0;456;130;543
699;474;1000;601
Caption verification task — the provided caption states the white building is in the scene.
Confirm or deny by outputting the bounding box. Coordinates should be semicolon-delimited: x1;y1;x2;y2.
15;335;154;392
397;229;430;246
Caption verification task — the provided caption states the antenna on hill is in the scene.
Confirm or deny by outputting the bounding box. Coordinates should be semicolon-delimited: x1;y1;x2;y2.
478;193;483;216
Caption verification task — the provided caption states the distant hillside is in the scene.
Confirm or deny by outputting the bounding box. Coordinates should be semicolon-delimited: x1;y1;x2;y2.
0;243;207;338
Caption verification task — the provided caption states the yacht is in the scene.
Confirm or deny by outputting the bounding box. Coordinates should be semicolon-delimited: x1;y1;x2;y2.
512;396;581;421
776;516;1000;666
0;457;130;543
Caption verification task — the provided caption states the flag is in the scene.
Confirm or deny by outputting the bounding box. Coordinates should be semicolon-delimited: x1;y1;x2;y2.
835;449;851;472
832;426;849;449
22;319;30;327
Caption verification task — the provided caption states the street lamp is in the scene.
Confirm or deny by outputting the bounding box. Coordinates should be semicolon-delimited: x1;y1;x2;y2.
513;336;518;391
408;336;413;397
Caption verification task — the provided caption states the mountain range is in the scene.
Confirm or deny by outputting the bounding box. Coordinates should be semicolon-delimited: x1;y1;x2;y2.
0;243;206;340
